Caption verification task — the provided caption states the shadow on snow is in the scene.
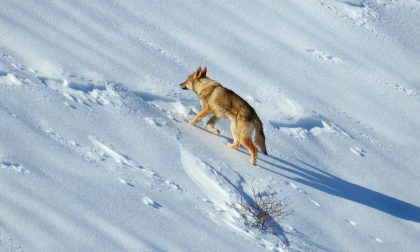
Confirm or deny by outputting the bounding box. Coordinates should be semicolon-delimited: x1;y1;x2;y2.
259;155;420;223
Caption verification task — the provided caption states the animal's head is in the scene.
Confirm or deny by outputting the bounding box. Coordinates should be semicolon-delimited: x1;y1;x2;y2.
179;66;207;91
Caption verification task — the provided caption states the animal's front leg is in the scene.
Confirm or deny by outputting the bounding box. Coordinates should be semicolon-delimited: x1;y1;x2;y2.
191;107;211;125
206;115;220;135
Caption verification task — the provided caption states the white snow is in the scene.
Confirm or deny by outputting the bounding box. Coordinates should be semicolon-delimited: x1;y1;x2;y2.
1;0;420;251
0;73;21;86
180;146;232;211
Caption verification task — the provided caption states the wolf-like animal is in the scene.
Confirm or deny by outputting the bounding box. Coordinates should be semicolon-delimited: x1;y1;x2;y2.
180;66;267;165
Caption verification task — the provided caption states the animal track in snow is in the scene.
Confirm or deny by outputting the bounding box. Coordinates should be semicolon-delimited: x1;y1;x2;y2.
119;178;135;187
142;196;162;209
369;235;383;243
144;117;168;128
318;0;377;30
308;198;321;207
138;37;183;66
286;181;308;194
270;115;350;141
350;146;366;157
89;136;182;191
0;160;30;174
286;182;321;207
143;116;180;140
255;84;351;140
42;128;181;192
306;49;345;64
89;136;133;167
39;76;123;107
358;133;376;144
0;73;21;86
384;82;418;97
0;54;49;88
0;234;22;252
201;198;212;203
139;89;194;124
344;219;357;226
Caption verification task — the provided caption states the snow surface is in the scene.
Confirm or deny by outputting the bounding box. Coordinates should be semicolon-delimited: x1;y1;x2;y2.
1;0;420;251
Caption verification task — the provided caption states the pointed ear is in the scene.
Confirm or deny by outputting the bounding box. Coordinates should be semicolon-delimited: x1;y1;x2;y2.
194;66;202;79
200;67;207;78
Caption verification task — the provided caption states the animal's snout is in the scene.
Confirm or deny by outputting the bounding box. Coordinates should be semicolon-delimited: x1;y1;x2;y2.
180;83;187;90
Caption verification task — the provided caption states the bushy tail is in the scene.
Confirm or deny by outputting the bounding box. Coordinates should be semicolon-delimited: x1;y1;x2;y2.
253;116;267;155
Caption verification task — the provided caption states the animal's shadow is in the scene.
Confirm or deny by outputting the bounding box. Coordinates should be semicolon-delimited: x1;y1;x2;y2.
260;155;420;223
194;122;420;223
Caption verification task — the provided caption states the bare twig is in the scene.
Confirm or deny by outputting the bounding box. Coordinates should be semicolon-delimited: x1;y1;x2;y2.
236;183;294;230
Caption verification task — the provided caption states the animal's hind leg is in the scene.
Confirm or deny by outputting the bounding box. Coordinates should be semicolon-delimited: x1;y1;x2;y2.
206;115;220;135
241;136;257;166
228;121;240;149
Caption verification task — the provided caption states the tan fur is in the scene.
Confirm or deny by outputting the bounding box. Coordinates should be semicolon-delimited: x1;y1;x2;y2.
180;66;267;165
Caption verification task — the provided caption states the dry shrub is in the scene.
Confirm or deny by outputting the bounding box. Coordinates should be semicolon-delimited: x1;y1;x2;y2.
236;183;293;230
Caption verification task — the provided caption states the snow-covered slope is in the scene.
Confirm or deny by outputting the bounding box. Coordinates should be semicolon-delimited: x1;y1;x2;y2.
1;0;420;251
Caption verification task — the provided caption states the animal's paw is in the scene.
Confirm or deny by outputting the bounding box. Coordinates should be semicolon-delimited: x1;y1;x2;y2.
228;142;240;149
208;127;220;135
249;159;257;166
